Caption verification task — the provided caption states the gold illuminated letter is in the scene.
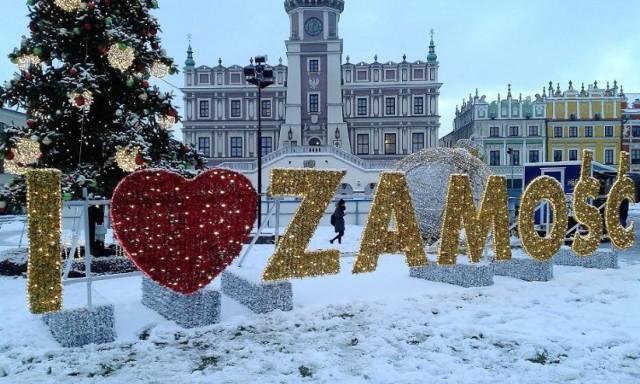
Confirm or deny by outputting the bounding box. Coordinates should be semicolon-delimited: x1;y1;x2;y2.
604;151;635;249
262;168;346;282
518;176;568;261
26;169;62;314
437;174;511;265
353;172;427;273
571;150;603;256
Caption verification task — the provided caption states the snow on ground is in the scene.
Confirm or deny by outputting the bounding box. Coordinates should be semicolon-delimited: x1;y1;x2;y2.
0;208;639;383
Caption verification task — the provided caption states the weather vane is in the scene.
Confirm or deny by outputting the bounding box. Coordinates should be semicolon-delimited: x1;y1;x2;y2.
187;33;192;44
429;28;435;39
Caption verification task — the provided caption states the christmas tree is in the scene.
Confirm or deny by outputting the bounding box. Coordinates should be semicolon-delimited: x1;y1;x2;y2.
0;0;204;208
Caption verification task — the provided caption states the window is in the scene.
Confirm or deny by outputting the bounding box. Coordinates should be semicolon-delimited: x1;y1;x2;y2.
631;149;640;164
261;100;271;117
412;68;424;79
412;133;424;152
231;100;241;117
584;126;593;137
489;126;500;137
554;126;563;137
356;134;369;155
385;98;396;115
605;126;614;137
198;73;210;84
261;137;272;157
553;149;563;162
356;70;368;81
384;69;396;81
230;73;241;84
198;137;210;157
308;59;319;72
199;100;210;118
489;150;500;166
413;97;424;114
568;149;578;161
509;126;519;136
632;126;640;137
384;133;396;154
507;149;520;166
357;98;367;116
230;137;242;157
309;94;319;113
569;126;578;137
528;126;539;136
528;150;539;163
604;149;614;164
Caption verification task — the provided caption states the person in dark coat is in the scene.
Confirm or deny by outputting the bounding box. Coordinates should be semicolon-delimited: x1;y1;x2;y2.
620;198;630;227
330;199;346;244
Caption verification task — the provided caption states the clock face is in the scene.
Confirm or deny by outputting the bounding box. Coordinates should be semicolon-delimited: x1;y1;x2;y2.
304;17;323;36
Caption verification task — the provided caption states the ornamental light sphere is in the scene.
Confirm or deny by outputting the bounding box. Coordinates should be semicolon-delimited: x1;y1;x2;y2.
115;147;144;172
54;0;82;12
394;147;492;243
150;61;170;78
17;54;41;72
107;43;135;71
157;114;175;130
4;137;41;175
68;90;93;110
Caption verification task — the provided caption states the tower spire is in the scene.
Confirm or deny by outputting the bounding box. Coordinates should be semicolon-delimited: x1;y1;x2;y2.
427;28;437;62
184;33;195;69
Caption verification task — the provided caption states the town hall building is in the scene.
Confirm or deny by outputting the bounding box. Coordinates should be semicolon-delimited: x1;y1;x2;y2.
180;0;442;196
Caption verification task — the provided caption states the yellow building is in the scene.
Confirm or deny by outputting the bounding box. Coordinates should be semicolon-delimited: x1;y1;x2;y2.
545;81;623;165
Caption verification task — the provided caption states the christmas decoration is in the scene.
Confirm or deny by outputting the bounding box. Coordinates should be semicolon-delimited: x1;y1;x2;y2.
110;169;257;295
262;168;346;282
142;277;220;328
394;148;492;243
437;175;511;265
518;176;568;261
571;150;603;256
150;61;169;78
68;90;94;110
1;0;205;205
26;169;62;314
221;268;293;313
4;137;41;175
604;151;635;249
107;43;135;71
353;171;427;274
115;147;143;172
16;54;41;72
157;114;175;130
54;0;82;12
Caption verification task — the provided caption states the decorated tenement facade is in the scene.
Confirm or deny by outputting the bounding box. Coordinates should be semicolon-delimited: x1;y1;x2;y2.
180;0;441;195
440;81;627;195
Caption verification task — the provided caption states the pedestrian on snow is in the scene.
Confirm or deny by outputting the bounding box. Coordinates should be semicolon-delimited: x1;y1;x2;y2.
330;198;346;244
620;198;630;227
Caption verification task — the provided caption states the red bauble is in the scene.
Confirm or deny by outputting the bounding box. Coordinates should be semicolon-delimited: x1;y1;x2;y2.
134;155;144;165
167;108;177;117
98;46;109;55
142;80;149;88
5;150;15;161
29;22;38;32
25;72;33;81
195;163;203;170
69;68;78;76
74;96;85;106
135;63;145;72
182;145;189;152
149;27;158;35
83;23;92;31
103;0;110;5
87;2;95;10
151;42;159;50
139;29;148;36
110;169;257;294
27;119;35;127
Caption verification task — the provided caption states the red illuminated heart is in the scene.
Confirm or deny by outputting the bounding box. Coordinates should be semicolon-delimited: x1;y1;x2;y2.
110;168;257;294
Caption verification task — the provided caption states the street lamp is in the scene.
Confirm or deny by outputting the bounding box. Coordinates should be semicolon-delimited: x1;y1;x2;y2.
507;147;515;194
244;56;274;226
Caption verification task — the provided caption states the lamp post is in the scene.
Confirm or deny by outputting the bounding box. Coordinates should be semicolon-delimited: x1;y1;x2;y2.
244;56;274;226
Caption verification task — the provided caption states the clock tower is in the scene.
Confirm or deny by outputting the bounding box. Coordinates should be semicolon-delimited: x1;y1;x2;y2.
280;0;350;152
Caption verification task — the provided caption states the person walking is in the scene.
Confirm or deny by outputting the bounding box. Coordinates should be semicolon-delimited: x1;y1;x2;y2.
330;199;346;244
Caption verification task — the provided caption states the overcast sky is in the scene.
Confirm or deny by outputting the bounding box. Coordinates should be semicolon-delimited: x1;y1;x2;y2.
1;0;639;139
